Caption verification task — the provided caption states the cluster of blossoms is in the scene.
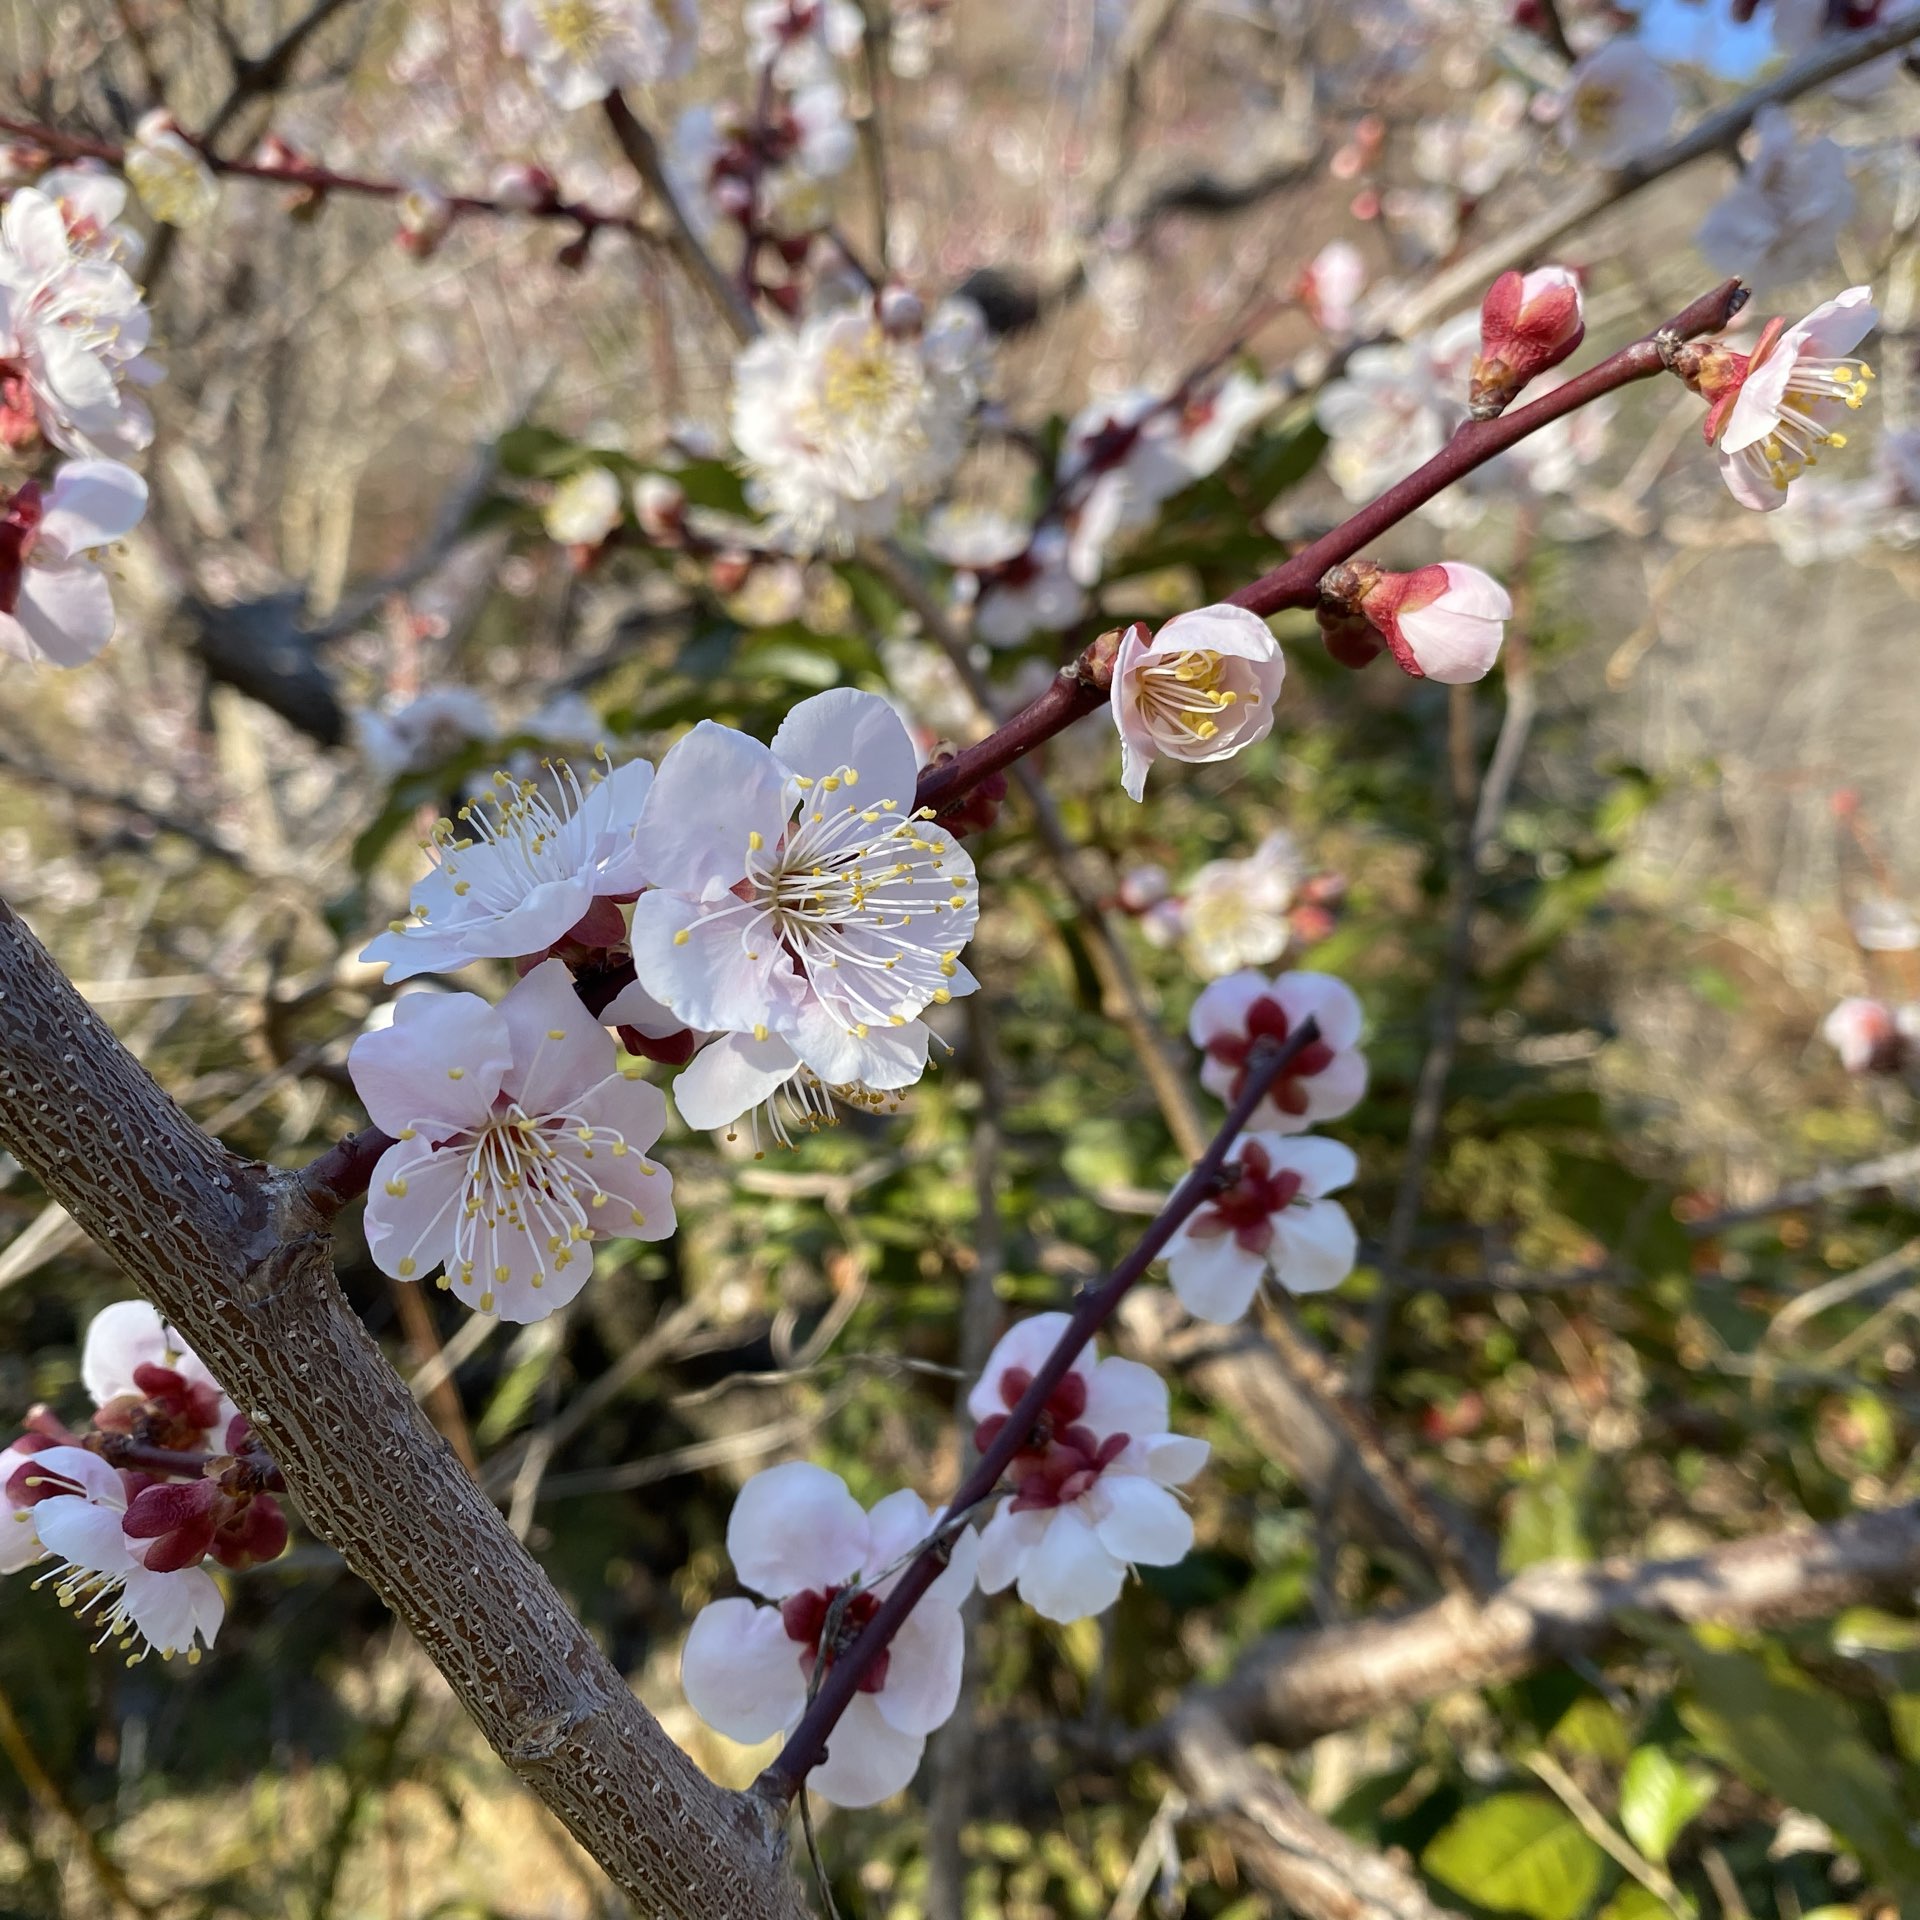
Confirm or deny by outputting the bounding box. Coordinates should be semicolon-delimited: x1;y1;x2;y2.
679;963;1368;1798
1;1301;287;1662
0;163;159;668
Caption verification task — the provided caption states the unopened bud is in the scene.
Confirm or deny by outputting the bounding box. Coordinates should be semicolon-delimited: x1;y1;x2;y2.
1471;266;1584;417
1323;559;1509;684
396;184;454;258
490;161;560;211
632;472;688;545
878;284;925;336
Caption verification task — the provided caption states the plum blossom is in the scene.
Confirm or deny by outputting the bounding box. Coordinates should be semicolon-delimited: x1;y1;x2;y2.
730;302;983;552
926;511;1086;647
361;753;652;980
1471;267;1584;416
0;459;149;668
1692;287;1876;512
1315;341;1452;504
1190;969;1367;1134
745;0;864;84
968;1316;1208;1623
1145;831;1304;980
1298;239;1366;337
1556;42;1676;169
10;1445;223;1660
1324;560;1511;684
680;1462;976;1806
544;465;624;548
1821;995;1909;1074
34;165;144;268
350;960;676;1320
81;1298;236;1449
672;1025;919;1151
1172;370;1278;479
499;0;696;110
1111;605;1286;802
1695;108;1853;293
124;114;219;227
629;688;978;1088
1163;1136;1359;1322
1059;390;1192;584
0;1436;51;1573
355;685;499;777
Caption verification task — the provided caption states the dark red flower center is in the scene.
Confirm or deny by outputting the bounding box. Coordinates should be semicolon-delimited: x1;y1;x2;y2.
92;1362;224;1454
780;1581;890;1693
971;1364;1129;1511
0;477;44;618
1203;994;1337;1113
1186;1140;1304;1256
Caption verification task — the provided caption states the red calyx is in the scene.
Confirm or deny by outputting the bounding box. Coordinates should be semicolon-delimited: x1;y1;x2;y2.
123;1477;221;1571
619;1023;699;1067
1205;995;1336;1112
780;1583;890;1692
1189;1142;1305;1255
0;477;44;617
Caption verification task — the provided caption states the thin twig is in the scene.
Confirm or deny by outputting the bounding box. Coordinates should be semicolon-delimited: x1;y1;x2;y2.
1526;1749;1690;1918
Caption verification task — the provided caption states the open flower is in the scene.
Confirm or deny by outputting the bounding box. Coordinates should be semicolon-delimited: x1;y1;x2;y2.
1557;41;1676;168
672;1025;920;1151
0;1436;53;1574
1471;267;1584;415
630;688;978;1087
1163;1136;1359;1322
0;459;148;668
354;685;499;778
1821;995;1907;1075
499;0;696;110
361;753;653;981
124;114;219;227
1701;287;1876;512
968;1316;1208;1623
681;1462;977;1806
1111;605;1285;802
544;465;624;549
350;959;675;1321
1189;969;1367;1133
1696;108;1853;293
1325;560;1511;684
82;1298;236;1449
12;1445;223;1660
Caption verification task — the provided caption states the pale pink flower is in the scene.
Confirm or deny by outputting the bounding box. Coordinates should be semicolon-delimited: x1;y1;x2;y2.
1708;287;1876;512
680;1462;976;1806
1822;995;1904;1074
81;1299;235;1446
968;1316;1208;1624
1298;239;1366;337
11;1445;223;1660
1173;832;1302;980
628;689;978;1089
1111;605;1286;802
1557;42;1676;169
1163;1136;1358;1323
1351;562;1511;684
361;754;653;982
1695;108;1853;293
0;459;148;668
350;960;675;1321
1472;267;1584;415
499;0;696;110
34;165;144;268
1189;969;1367;1134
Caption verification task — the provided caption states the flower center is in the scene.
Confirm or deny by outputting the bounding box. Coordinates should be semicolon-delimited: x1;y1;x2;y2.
780;1582;890;1692
1204;994;1337;1113
1191;1141;1305;1255
409;757;608;925
1744;352;1875;492
1573;83;1619;135
1132;649;1246;745
536;0;607;56
971;1366;1130;1510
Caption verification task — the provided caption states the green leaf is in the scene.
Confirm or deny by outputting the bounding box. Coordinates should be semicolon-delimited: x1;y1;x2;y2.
1422;1793;1607;1920
1672;1639;1920;1902
1618;1747;1716;1864
1501;1455;1592;1573
1596;1891;1670;1920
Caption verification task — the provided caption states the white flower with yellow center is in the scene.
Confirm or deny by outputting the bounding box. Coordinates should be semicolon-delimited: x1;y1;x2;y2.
630;688;978;1088
499;0;696;109
124;115;219;227
350;961;675;1321
1111;604;1286;802
362;753;653;981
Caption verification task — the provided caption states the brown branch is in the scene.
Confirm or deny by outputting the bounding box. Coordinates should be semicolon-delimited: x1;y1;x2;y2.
0;897;805;1920
1170;1500;1920;1754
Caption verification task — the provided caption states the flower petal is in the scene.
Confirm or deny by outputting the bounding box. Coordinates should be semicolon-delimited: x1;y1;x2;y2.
630;892;790;1037
681;1597;807;1743
673;1031;801;1131
121;1561;223;1655
727;1461;870;1600
80;1298;178;1405
966;1311;1086;1423
347;992;510;1138
639;720;788;897
809;1690;926;1807
1273;972;1364;1052
16;559;114;666
363;1142;472;1284
1016;1506;1125;1623
1164;1228;1265;1324
39;458;148;555
1271;1198;1359;1295
32;1494;135;1573
771;687;920;813
498;958;616;1117
974;1503;1044;1594
873;1598;964;1736
1081;1355;1169;1445
1259;1134;1358;1198
1187;971;1270;1048
1091;1475;1193;1567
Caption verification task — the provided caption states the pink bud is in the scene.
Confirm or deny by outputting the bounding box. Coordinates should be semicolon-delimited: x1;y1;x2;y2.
1822;996;1904;1074
1472;266;1585;416
1351;562;1511;684
490;162;559;212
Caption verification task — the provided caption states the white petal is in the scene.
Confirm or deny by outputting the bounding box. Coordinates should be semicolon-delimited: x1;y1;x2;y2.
1273;972;1364;1052
81;1298;173;1404
1187;971;1270;1048
0;1505;42;1573
16;559;114;666
874;1599;964;1736
38;458;148;556
1164;1229;1265;1324
362;1143;471;1283
347;992;510;1138
926;1521;979;1609
1091;1475;1194;1567
1270;1198;1359;1295
974;1503;1044;1593
1148;603;1280;664
599;977;687;1040
728;1461;871;1599
771;688;920;813
1295;1047;1369;1128
1081;1356;1169;1444
638;721;787;897
966;1311;1081;1423
681;1597;808;1743
1139;1434;1210;1487
784;1002;931;1091
629;892;790;1037
21;1445;123;1508
1258;1134;1359;1198
809;1690;926;1807
862;1487;936;1587
498;958;616;1116
32;1495;136;1573
674;1031;801;1130
121;1562;223;1655
1017;1506;1126;1623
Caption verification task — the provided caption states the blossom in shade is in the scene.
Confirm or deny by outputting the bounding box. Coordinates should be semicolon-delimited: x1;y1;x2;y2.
499;0;696;110
1189;969;1367;1133
1158;831;1303;980
11;1445;223;1660
672;1025;919;1152
1471;267;1584;416
629;688;978;1088
354;685;498;777
1327;560;1511;684
968;1316;1208;1623
350;960;676;1320
0;459;149;668
361;753;652;981
544;465;624;548
680;1462;977;1806
1297;239;1366;336
1111;605;1286;802
1556;42;1676;169
81;1299;236;1449
1695;287;1876;512
125;114;220;227
1163;1136;1359;1322
1821;995;1906;1074
1695;108;1853;292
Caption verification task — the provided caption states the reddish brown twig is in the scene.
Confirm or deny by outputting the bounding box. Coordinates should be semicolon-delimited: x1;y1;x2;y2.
752;1016;1321;1809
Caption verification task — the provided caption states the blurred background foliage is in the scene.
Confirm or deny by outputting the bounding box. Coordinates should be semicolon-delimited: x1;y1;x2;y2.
5;0;1920;1916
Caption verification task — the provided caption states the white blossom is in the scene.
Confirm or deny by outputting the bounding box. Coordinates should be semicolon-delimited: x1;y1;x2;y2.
499;0;696;110
1696;108;1853;292
0;459;148;668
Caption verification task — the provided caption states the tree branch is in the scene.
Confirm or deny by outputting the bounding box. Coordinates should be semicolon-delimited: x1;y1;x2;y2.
0;898;805;1920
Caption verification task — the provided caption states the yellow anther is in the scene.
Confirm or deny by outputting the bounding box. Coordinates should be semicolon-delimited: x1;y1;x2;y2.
448;1067;465;1080
548;1028;567;1040
673;929;691;946
749;830;763;851
397;1255;416;1276
385;1177;409;1197
629;1208;647;1227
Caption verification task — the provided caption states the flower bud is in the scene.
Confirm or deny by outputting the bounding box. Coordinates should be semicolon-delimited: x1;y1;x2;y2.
490;161;560;211
878;284;925;335
632;472;688;545
1321;560;1510;684
1471;266;1584;417
396;183;454;258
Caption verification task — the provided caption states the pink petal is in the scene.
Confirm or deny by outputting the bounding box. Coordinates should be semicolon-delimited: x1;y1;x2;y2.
362;1142;471;1283
727;1461;870;1600
638;720;788;898
39;458;147;555
629;892;790;1037
681;1597;807;1743
770;688;920;813
347;992;510;1138
498;958;615;1116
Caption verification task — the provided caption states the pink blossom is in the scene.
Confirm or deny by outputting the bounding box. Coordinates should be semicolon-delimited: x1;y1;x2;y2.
967;1316;1208;1623
0;459;147;668
1557;42;1676;169
680;1462;976;1805
1298;239;1366;337
81;1299;236;1449
1472;267;1584;415
350;960;675;1320
1111;605;1286;802
1821;995;1905;1074
1189;969;1367;1134
1163;1136;1359;1322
